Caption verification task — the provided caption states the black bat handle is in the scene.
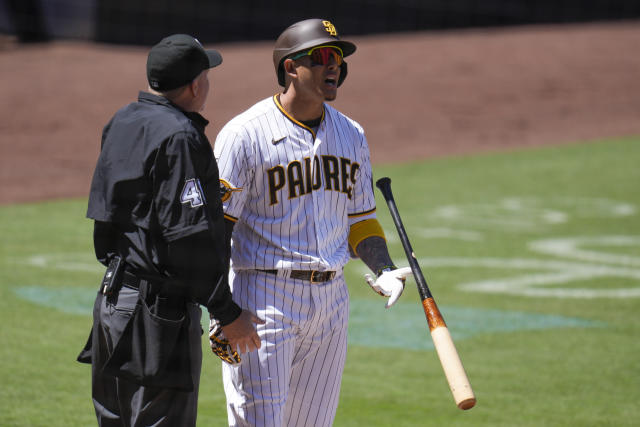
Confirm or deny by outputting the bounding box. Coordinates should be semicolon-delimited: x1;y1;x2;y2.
376;177;433;300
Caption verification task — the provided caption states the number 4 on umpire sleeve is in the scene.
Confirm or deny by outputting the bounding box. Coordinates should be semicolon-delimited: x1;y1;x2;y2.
181;178;206;207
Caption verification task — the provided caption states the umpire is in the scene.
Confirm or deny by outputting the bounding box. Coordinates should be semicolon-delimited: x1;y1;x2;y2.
77;34;262;426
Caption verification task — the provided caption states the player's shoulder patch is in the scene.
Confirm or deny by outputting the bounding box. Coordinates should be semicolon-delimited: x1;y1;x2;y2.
219;179;243;202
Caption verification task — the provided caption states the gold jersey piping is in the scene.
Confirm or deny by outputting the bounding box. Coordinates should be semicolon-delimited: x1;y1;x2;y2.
273;94;325;139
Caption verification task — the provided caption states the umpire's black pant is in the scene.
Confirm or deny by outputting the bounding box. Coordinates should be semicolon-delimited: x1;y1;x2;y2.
91;286;203;427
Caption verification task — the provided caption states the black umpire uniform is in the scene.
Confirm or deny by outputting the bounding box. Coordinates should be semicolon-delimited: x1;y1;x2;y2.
78;35;241;426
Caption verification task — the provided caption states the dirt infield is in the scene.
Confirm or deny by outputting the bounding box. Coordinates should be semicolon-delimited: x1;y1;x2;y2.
1;21;639;205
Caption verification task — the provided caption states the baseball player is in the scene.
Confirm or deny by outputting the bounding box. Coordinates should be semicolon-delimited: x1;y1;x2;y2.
77;34;262;426
211;19;411;426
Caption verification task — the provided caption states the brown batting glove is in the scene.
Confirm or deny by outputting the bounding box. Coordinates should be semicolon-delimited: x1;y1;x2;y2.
209;316;242;365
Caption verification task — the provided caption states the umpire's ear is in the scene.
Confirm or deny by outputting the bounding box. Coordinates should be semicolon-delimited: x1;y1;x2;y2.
189;72;203;97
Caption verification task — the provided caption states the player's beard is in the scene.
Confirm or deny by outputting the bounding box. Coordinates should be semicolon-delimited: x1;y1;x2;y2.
322;81;338;101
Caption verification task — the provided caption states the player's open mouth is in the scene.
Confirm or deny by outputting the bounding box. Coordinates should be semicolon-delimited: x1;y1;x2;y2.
325;77;337;87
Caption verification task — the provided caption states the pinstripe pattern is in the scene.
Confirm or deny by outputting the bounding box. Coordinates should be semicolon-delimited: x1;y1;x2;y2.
214;96;374;426
223;270;348;427
214;96;377;271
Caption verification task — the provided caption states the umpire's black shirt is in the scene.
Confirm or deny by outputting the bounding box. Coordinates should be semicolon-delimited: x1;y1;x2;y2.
87;91;241;325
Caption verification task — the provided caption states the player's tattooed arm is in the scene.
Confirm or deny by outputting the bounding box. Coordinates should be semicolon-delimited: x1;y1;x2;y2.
358;236;408;308
356;236;396;275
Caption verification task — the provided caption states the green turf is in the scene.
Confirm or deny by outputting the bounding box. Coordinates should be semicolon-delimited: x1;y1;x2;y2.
1;137;638;426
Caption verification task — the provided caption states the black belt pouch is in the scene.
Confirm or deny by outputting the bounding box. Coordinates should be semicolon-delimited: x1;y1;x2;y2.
102;291;194;392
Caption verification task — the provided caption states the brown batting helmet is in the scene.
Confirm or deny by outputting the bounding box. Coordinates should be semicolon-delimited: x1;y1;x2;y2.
273;19;356;87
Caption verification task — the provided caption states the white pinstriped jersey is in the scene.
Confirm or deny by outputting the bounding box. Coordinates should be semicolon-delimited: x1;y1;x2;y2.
214;95;377;271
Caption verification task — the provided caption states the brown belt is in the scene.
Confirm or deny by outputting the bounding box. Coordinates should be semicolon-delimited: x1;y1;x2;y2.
259;269;336;284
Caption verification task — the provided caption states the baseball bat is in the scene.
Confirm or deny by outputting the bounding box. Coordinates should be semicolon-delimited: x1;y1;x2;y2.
376;177;476;410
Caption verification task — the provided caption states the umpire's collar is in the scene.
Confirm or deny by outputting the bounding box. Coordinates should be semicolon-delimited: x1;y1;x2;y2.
138;91;209;130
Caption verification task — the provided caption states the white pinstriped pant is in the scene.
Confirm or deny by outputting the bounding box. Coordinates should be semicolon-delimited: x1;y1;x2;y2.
222;269;349;427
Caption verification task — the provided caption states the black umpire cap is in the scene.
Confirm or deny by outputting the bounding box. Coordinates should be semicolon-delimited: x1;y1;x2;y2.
147;34;222;91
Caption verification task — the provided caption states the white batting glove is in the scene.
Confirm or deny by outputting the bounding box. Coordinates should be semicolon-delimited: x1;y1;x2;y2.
364;266;412;308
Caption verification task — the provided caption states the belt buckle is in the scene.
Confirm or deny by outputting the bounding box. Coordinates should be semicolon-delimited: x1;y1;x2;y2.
310;270;322;284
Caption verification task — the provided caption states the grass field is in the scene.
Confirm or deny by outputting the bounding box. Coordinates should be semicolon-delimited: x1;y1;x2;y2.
1;137;639;426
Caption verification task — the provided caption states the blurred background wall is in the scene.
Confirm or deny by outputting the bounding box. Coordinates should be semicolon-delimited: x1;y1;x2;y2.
1;0;640;45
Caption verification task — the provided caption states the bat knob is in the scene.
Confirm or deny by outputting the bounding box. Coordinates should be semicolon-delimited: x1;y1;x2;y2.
457;397;477;410
376;177;391;190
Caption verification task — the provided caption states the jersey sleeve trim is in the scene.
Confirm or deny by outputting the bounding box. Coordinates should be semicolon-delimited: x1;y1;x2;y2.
272;94;324;139
348;207;376;218
348;218;386;256
224;213;238;223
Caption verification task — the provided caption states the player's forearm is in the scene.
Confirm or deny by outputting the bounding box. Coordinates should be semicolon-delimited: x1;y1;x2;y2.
356;236;396;276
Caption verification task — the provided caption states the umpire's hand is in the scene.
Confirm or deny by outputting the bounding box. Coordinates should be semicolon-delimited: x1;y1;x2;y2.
220;309;264;354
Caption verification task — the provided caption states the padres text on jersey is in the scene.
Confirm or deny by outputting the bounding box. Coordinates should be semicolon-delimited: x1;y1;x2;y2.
214;95;377;272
